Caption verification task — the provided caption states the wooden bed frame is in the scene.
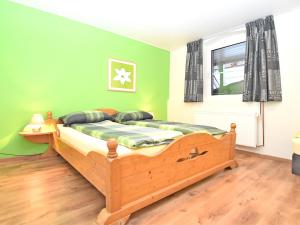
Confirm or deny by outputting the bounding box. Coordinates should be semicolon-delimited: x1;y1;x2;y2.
46;109;238;225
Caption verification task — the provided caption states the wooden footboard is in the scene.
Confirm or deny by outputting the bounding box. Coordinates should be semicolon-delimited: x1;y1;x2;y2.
49;114;237;225
95;124;237;225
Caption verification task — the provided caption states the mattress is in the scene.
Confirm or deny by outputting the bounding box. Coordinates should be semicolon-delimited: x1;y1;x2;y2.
57;125;224;157
57;124;166;157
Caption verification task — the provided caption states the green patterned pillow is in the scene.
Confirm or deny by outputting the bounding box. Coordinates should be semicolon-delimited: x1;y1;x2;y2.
60;111;112;126
113;111;153;123
295;132;300;138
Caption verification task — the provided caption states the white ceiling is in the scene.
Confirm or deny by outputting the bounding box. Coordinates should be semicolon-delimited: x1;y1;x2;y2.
12;0;300;50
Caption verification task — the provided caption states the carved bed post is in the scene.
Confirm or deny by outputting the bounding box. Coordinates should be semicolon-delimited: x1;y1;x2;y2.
38;111;59;157
106;139;120;212
96;138;125;225
229;123;238;169
45;111;54;125
47;111;53;120
230;123;236;157
230;123;236;133
107;139;118;159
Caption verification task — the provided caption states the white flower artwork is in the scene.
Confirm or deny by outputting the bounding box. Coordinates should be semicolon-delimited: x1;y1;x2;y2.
114;68;131;85
108;58;136;92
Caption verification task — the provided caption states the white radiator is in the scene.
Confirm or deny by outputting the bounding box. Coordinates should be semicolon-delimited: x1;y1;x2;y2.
194;111;261;147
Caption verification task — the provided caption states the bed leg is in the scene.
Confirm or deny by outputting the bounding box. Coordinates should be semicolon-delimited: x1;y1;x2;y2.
94;208;131;225
226;160;239;170
114;215;130;225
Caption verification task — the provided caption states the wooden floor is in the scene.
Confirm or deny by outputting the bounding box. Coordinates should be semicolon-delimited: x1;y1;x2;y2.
0;153;299;225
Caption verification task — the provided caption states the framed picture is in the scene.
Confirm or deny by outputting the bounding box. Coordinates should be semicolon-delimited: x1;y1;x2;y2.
108;58;136;92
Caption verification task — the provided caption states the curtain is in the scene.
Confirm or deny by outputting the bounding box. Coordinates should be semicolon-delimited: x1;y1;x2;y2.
243;15;282;102
184;39;203;102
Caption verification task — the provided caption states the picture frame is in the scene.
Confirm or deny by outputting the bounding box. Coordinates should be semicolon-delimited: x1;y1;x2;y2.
108;58;136;92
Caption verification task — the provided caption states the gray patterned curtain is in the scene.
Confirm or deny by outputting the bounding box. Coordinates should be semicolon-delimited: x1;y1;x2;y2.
243;15;282;102
184;39;203;102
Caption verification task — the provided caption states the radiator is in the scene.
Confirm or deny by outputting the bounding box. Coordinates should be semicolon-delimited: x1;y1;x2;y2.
194;111;261;147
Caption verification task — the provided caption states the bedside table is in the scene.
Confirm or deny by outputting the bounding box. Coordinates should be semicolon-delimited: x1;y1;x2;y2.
19;125;57;158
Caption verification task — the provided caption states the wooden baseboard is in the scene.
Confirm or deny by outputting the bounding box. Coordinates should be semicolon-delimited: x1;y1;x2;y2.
236;149;291;163
0;154;57;165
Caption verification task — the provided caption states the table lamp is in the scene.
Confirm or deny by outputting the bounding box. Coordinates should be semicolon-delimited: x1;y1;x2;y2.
30;114;45;132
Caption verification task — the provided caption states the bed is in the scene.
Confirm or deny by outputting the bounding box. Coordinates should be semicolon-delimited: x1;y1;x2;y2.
46;109;238;225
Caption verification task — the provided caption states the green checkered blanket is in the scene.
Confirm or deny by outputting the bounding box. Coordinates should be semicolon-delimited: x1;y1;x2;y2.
71;121;182;148
122;120;226;135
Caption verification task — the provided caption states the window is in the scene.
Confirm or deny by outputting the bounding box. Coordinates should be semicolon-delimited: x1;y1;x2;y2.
211;42;246;95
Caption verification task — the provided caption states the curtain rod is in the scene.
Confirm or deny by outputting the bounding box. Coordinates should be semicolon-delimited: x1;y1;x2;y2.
203;24;245;42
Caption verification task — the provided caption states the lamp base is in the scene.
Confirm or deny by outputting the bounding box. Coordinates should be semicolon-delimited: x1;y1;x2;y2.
32;126;42;132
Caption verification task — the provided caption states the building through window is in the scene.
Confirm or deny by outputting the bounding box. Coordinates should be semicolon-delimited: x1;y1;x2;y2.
211;42;246;95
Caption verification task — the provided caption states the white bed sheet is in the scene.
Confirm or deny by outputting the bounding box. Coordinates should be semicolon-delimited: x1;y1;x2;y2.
57;124;224;157
58;124;133;156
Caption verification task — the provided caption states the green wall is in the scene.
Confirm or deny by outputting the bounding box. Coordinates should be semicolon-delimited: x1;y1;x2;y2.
0;1;170;158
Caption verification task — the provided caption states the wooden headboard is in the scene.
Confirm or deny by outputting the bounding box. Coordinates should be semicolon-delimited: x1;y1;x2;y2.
96;108;119;116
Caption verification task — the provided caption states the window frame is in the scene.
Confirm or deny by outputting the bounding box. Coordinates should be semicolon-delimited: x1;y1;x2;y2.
210;41;246;96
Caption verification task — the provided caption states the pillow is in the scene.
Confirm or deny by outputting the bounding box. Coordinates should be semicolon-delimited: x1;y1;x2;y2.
295;131;300;138
60;111;112;126
113;111;153;123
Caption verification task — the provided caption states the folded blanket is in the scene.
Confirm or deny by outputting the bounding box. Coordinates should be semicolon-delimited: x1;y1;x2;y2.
71;120;182;148
122;120;226;135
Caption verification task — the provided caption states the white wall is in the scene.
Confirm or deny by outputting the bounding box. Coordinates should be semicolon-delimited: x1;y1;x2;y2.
168;9;300;159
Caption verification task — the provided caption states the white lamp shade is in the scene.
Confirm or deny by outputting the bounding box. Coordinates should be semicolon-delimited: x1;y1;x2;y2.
30;114;45;125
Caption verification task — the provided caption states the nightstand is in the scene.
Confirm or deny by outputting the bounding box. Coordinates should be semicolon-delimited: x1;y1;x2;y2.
19;125;57;157
292;137;300;175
